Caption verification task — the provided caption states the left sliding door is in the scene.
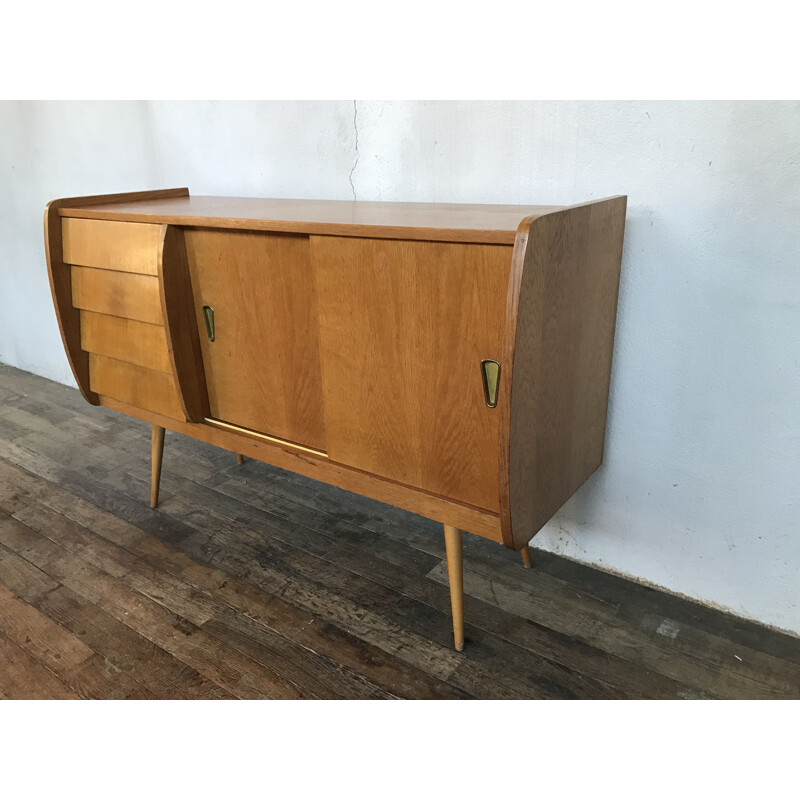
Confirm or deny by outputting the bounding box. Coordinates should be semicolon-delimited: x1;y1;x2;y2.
183;228;327;452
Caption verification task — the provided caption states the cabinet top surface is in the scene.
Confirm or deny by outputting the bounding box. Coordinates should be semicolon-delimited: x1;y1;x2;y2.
58;194;566;244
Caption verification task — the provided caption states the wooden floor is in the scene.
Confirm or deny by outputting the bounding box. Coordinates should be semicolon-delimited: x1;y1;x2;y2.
0;363;798;699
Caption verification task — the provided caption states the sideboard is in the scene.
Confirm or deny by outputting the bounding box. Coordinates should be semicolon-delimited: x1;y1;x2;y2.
45;188;627;651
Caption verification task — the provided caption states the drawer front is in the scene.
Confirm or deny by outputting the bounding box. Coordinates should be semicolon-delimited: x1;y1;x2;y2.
80;311;171;374
313;236;511;511
64;219;184;420
89;354;183;419
71;266;163;324
62;218;161;275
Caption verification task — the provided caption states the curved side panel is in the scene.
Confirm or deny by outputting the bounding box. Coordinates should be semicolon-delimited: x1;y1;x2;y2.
499;197;627;550
496;218;534;547
157;225;210;423
44;200;99;405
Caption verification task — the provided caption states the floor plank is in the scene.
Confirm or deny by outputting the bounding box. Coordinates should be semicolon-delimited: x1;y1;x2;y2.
0;584;94;673
0;458;464;698
0;514;385;699
0;629;79;700
36;586;234;700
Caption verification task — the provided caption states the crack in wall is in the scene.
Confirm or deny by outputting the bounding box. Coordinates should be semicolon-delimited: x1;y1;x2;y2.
348;100;359;200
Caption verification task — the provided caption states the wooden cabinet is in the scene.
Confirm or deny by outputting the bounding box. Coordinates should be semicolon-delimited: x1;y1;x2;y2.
45;188;627;651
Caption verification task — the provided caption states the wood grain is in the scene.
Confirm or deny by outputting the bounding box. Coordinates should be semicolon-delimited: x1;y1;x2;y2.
313;236;511;511
58;196;562;245
80;311;171;373
0;629;80;699
185;229;326;450
36;585;234;699
90;355;184;420
71;266;162;325
499;197;627;548
0;583;94;673
158;225;210;422
0;516;319;699
0;449;465;699
62;218;161;275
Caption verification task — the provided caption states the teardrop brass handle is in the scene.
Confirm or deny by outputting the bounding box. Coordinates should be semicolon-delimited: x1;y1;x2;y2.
202;305;215;342
480;359;500;408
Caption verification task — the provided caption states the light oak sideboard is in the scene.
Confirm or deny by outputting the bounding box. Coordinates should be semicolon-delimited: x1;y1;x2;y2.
45;188;627;651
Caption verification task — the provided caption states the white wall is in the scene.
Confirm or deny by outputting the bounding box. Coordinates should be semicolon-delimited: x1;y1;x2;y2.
1;100;798;634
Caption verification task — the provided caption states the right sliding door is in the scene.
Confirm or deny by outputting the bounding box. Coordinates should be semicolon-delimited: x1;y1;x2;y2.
312;236;511;511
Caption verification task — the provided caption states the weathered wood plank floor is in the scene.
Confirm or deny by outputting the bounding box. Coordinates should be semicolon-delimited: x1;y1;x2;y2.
0;363;797;699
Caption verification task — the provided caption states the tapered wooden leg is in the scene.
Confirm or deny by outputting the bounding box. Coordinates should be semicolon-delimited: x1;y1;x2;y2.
520;545;532;569
236;453;245;465
150;424;165;509
443;524;464;652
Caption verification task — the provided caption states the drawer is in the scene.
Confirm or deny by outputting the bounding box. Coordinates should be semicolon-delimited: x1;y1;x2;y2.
80;311;171;373
89;354;183;419
62;218;161;275
71;266;163;324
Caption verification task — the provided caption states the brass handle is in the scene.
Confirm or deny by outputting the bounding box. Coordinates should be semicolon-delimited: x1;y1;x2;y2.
202;305;215;342
480;359;500;408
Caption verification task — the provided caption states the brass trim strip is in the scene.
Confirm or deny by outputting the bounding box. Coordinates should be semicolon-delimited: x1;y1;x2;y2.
203;417;328;458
